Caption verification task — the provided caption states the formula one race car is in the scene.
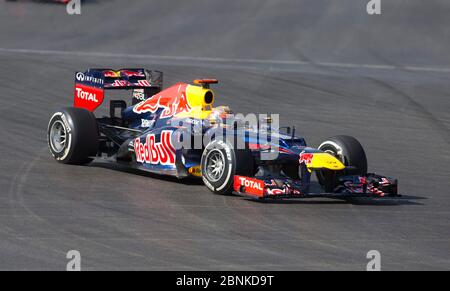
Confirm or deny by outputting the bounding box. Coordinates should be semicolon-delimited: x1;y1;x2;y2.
47;68;399;200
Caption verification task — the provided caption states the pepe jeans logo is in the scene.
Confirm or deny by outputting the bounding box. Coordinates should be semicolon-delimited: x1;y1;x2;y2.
67;0;81;15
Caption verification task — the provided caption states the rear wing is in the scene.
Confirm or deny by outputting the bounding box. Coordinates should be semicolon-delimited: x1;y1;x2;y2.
74;68;163;112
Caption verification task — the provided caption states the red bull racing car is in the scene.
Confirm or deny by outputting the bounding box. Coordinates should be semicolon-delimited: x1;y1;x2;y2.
47;68;399;200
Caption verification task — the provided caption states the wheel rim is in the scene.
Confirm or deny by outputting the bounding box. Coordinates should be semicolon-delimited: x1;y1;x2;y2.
49;120;67;153
317;146;345;189
205;149;226;182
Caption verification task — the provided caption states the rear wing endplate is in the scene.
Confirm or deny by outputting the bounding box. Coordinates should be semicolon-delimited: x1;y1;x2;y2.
74;68;163;112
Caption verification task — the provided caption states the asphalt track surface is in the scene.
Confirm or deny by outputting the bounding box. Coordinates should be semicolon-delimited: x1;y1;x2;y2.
0;0;449;270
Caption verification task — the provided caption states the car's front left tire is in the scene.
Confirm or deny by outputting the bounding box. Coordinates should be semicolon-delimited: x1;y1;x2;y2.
201;139;254;195
47;107;99;165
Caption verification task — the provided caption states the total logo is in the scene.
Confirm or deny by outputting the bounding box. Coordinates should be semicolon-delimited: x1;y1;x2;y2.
134;131;176;165
238;177;263;190
234;176;264;196
75;87;99;102
73;84;104;112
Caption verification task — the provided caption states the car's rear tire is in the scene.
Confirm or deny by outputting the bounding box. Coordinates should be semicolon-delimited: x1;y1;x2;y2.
47;107;99;165
316;135;368;192
201;139;254;195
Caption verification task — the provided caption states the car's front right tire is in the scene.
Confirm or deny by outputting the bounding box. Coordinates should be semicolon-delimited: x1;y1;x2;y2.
47;107;99;165
316;135;368;192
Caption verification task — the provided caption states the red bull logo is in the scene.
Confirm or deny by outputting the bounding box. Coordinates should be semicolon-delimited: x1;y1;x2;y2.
134;131;176;165
133;83;192;118
299;152;314;166
103;70;121;78
120;70;146;77
103;70;146;78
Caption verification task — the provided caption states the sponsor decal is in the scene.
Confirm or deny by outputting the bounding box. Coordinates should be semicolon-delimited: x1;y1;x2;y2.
60;113;71;133
76;72;85;82
299;152;314;166
75;72;104;85
380;177;390;185
248;143;272;151
74;84;104;112
133;84;191;118
266;188;285;195
233;176;264;196
134;131;176;165
264;183;302;196
75;87;99;102
103;70;121;78
215;140;233;161
359;176;367;184
141;119;154;128
121;70;146;77
74;71;104;111
188;166;202;177
112;80;128;87
133;89;146;101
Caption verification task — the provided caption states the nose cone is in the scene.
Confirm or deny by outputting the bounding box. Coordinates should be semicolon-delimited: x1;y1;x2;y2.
301;152;346;170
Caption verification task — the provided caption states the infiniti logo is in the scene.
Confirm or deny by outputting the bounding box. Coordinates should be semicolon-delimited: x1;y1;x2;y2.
75;72;104;85
76;72;85;82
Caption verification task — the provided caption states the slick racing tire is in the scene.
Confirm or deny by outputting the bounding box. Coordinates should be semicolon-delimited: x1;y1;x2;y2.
201;139;254;195
316;135;367;192
47;107;99;165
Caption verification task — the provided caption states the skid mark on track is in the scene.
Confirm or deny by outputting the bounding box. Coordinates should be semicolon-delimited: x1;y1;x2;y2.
367;77;450;146
7;148;156;265
5;148;67;263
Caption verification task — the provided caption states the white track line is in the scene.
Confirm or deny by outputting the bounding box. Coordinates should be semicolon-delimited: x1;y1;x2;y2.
1;47;450;73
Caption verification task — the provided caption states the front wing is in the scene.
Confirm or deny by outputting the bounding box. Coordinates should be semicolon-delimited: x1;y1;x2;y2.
233;173;399;200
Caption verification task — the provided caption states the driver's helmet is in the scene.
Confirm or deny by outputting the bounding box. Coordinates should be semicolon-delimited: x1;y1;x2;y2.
207;106;233;124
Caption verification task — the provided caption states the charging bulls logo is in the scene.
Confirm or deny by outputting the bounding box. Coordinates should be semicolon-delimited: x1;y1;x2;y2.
133;83;191;118
134;131;176;165
299;152;314;166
